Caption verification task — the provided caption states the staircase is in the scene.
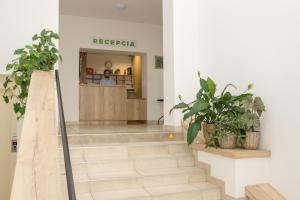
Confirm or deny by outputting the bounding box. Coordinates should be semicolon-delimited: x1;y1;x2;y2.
60;129;221;200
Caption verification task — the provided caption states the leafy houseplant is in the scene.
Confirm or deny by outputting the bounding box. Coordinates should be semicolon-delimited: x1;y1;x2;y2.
212;110;248;149
239;96;266;149
170;72;253;145
2;29;61;119
215;113;239;149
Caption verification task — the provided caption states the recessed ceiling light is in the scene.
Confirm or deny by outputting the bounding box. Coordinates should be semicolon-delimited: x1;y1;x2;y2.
115;3;127;11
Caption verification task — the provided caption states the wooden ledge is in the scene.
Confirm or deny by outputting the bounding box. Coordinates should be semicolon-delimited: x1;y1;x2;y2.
245;183;286;200
191;143;271;159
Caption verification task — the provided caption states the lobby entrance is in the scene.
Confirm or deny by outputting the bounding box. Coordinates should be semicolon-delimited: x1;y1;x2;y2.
78;49;147;124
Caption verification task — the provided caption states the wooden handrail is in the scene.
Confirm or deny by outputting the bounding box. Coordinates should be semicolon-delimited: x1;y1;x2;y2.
245;183;286;200
10;71;64;200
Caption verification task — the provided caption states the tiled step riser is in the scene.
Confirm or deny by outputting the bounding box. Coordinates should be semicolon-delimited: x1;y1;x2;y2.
75;173;206;194
75;187;221;200
60;144;191;162
129;144;191;157
59;132;184;145
62;156;195;175
149;189;220;200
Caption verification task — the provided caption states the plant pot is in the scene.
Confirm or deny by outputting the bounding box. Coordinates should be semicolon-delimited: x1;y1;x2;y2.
203;123;215;142
218;134;237;149
243;131;260;149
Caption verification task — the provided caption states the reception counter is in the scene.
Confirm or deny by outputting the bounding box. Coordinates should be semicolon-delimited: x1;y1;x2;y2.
79;84;147;123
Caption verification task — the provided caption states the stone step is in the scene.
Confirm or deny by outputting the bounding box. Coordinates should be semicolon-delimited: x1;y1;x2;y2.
76;183;220;200
59;127;221;200
60;141;191;163
59;131;184;146
61;154;196;180
73;167;207;194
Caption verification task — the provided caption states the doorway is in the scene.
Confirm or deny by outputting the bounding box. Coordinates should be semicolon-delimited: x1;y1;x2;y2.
78;48;148;123
79;49;145;99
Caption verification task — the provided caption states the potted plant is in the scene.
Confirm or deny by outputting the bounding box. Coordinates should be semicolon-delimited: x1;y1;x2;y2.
2;29;61;119
238;96;265;149
170;72;252;145
215;112;239;148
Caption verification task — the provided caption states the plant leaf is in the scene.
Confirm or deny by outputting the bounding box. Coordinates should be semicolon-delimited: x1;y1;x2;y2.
51;47;58;53
253;96;265;116
183;110;195;120
3;78;12;88
32;34;39;40
207;77;216;96
51;33;59;39
200;78;209;92
3;96;9;103
233;93;253;101
222;92;232;101
187;122;201;145
169;102;189;114
196;89;203;100
192;100;209;113
14;48;25;55
6;64;13;70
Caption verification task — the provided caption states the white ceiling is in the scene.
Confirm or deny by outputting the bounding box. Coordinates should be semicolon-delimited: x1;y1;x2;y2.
60;0;162;25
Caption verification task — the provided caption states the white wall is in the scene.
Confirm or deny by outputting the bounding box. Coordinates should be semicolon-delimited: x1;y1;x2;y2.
163;0;300;199
163;0;202;126
198;151;271;198
0;0;59;74
59;15;163;121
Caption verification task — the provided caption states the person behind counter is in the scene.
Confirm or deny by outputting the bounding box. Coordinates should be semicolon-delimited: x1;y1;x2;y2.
100;69;116;86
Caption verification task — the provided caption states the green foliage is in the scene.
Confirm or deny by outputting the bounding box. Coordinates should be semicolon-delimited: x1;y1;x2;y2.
2;29;61;119
206;132;219;148
214;111;246;147
238;96;266;132
187;121;202;145
170;71;252;145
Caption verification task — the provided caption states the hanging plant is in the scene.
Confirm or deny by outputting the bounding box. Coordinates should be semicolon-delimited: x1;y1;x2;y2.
2;29;61;119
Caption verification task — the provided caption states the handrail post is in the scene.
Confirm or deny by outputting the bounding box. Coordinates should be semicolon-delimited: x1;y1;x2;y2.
55;70;77;200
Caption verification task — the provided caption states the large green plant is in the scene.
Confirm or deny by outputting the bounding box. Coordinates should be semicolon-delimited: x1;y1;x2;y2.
170;72;253;145
2;29;61;119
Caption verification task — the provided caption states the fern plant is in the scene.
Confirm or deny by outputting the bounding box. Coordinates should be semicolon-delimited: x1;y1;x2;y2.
2;29;61;119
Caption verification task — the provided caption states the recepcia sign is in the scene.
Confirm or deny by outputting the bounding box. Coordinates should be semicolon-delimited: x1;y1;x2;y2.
92;37;136;48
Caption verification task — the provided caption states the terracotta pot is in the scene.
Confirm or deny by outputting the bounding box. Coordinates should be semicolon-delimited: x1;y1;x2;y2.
203;123;216;142
243;131;260;149
218;134;237;149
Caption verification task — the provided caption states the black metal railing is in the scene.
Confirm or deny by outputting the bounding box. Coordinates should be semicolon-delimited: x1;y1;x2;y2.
55;70;77;200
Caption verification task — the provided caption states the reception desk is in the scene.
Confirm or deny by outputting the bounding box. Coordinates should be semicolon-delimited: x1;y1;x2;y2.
79;84;147;123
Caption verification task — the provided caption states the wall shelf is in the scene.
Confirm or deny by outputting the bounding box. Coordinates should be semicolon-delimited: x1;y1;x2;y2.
85;73;134;90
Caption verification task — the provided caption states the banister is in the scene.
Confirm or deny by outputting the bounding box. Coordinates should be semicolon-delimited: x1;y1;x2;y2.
10;70;77;200
10;71;64;200
55;70;77;200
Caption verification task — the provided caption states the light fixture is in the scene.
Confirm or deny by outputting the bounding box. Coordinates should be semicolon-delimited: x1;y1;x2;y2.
115;3;127;11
